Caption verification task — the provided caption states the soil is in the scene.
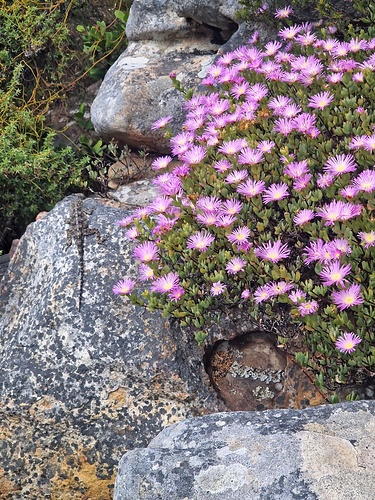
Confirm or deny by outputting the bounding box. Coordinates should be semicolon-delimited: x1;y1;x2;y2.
205;330;375;411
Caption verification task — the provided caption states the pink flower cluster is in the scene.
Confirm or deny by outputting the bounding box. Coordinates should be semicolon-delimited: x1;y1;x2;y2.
114;7;375;359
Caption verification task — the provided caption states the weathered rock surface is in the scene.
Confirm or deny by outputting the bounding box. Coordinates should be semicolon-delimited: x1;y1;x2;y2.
90;0;244;152
0;193;223;498
114;400;375;499
90;38;220;153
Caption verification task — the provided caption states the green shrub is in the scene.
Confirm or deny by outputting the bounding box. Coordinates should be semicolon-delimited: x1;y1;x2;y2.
0;1;133;251
115;6;375;396
0;66;90;246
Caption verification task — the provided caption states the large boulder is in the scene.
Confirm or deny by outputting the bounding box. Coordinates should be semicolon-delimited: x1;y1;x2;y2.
90;0;253;152
114;400;375;499
0;188;222;498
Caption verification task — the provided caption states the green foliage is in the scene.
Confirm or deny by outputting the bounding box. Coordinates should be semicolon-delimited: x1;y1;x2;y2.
0;1;133;251
118;9;375;398
76;5;130;80
0;65;89;246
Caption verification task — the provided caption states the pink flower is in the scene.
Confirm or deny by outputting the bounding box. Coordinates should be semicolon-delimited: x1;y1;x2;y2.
168;285;185;302
270;281;294;295
254;284;274;303
133;206;153;219
363;134;375;151
218;138;247;155
326;72;344;84
220;199;243;215
292;113;317;134
324;154;357;176
298;300;319;316
247;83;268;101
308;91;334;109
241;289;251;299
278;25;302;40
284;160;309;179
303;239;335;265
236;179;265;197
257;140;275;153
293;174;312;191
238;148;264;165
125;226;139;240
213;159;231;172
331;284;364;311
152;156;172;170
262;183;289;203
181;145;207;165
226;257;246;274
227;226;250;245
138;264;155;281
358;231;375;248
196;196;222;212
254;240;290;263
170;132;194;155
275;6;293;18
340;186;359;198
153;214;179;236
264;41;283;56
133;242;159;263
151;196;173;213
116;216;134;227
349;135;367;150
217;214;237;227
316;201;361;225
113;278;136;295
151;115;173;130
151;272;180;294
273;117;294;135
332;238;352;257
211;281;227;296
269;95;293;114
195;211;219;226
209;98;231;116
187;230;215;251
295;32;317;47
153;173;182;196
319;261;351;287
335;332;362;353
293;209;315;225
288;290;307;304
231;81;250;99
225;170;249;184
352;170;375;193
317;172;335;188
282;104;302;118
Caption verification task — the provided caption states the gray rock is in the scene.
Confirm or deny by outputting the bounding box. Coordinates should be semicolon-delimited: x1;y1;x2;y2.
114;400;375;499
90;0;244;152
0;193;222;498
91;38;218;153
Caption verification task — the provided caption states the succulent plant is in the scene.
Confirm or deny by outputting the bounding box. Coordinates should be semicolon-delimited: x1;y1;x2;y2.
114;5;375;395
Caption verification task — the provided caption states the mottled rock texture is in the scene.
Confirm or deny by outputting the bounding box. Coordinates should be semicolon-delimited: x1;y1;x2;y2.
0;193;222;498
91;0;359;153
114;400;375;500
90;0;251;152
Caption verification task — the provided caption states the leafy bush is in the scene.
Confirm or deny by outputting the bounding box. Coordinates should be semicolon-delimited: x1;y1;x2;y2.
115;5;375;395
0;1;133;251
0;65;90;246
76;6;130;80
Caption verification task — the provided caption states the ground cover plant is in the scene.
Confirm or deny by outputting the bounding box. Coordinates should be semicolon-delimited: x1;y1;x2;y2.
114;5;375;397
